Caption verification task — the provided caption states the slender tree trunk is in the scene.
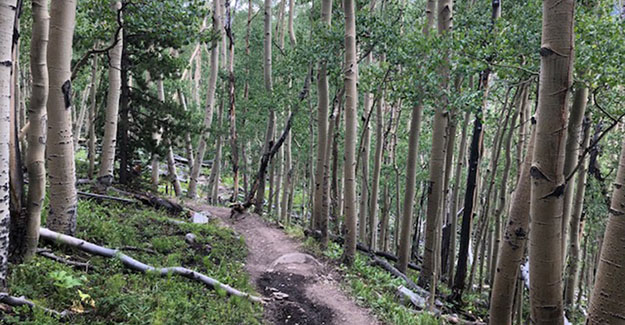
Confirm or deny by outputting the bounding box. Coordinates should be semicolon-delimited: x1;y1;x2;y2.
452;77;484;301
117;35;130;184
87;55;98;179
489;119;535;325
188;0;221;199
96;0;123;188
22;0;49;262
176;89;194;170
225;0;238;202
313;0;332;245
209;103;224;203
288;0;296;46
369;65;385;250
341;0;358;266
447;111;470;287
254;0;275;213
529;1;575;323
561;87;588;263
420;0;452;288
563;115;590;312
587;136;625;324
46;0;78;235
73;85;90;148
397;103;424;273
490;91;521;287
358;91;371;242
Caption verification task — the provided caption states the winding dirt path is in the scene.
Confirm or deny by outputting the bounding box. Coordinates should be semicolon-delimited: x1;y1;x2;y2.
187;203;380;325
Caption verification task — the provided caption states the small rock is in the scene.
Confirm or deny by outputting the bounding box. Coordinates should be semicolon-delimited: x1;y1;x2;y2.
185;233;197;244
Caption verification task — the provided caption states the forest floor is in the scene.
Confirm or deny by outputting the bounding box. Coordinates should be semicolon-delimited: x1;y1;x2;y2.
185;202;380;325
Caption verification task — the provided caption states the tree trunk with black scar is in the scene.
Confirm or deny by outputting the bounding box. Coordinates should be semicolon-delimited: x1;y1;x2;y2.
529;0;574;323
97;0;123;189
118;30;130;185
45;0;78;235
447;111;470;288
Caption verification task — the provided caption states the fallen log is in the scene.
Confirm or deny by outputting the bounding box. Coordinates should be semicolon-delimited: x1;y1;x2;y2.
397;285;428;310
0;294;69;318
37;249;92;270
304;229;421;271
39;228;264;304
131;192;184;215
77;191;137;204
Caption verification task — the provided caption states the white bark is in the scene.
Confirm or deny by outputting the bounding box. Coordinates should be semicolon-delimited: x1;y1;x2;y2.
45;0;78;235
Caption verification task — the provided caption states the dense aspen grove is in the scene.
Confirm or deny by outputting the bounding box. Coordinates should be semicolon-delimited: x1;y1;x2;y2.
0;0;624;324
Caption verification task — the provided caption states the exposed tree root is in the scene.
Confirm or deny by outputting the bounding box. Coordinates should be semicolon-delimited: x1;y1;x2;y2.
0;294;70;318
39;228;265;304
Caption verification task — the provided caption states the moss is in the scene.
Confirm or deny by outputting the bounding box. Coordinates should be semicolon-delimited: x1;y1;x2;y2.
4;200;262;324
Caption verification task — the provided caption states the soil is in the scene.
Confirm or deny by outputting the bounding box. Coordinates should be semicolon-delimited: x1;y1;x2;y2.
186;203;380;325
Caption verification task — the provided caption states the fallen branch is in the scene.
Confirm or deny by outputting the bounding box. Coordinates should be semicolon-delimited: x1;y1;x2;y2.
0;294;70;318
39;228;264;304
304;229;421;271
37;249;92;270
77;191;137;204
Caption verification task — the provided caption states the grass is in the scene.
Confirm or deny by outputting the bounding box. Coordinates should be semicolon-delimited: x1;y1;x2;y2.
4;199;262;325
296;232;443;325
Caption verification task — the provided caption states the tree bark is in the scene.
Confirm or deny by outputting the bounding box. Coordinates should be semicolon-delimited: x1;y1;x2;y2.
397;104;424;273
46;0;78;235
188;0;221;199
254;0;275;213
313;0;332;245
96;0;123;188
420;0;452;289
288;0;296;46
587;135;625;324
369;59;385;250
225;1;238;202
341;0;358;266
563;116;590;312
529;0;575;323
0;0;18;288
447;111;470;287
87;55;98;179
488;115;535;325
560;87;588;263
23;0;49;262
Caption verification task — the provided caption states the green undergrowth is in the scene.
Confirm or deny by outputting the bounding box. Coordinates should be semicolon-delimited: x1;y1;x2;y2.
5;199;262;325
297;233;442;325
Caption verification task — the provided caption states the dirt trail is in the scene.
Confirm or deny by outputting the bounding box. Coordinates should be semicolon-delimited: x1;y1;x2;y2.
188;203;380;325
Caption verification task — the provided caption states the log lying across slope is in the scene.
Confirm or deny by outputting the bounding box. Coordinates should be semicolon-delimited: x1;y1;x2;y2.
39;228;264;303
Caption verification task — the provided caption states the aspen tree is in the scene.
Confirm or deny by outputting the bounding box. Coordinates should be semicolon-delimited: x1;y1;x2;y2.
97;0;123;188
45;0;78;235
529;0;575;322
188;0;221;199
587;135;625;324
420;0;452;287
23;0;49;261
342;0;358;265
0;0;18;284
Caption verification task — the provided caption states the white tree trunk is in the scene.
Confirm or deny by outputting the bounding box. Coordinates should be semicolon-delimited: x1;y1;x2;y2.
45;0;78;235
97;0;123;187
0;0;18;287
